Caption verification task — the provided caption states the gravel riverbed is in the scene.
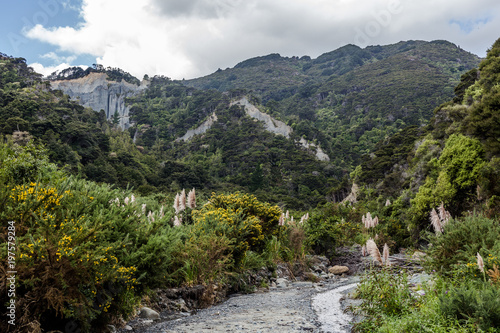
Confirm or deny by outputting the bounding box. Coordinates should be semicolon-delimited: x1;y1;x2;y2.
130;277;359;333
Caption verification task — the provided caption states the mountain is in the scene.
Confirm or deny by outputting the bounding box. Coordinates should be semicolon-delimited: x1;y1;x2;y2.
184;40;478;103
355;37;500;237
181;41;480;170
0;40;481;207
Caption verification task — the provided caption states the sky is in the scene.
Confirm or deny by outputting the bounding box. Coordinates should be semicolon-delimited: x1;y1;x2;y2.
0;0;499;80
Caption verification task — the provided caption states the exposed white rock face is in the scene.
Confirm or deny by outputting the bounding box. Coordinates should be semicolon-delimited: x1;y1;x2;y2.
231;97;330;161
298;138;330;162
231;97;292;138
50;73;149;129
176;112;218;142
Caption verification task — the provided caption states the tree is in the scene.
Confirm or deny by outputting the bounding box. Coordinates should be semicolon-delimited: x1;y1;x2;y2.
112;110;120;127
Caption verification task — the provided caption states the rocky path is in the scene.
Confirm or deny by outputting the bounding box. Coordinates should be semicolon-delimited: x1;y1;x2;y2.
126;277;359;333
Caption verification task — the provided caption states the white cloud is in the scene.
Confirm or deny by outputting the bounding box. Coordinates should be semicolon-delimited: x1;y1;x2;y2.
29;62;87;77
24;0;500;80
40;51;77;64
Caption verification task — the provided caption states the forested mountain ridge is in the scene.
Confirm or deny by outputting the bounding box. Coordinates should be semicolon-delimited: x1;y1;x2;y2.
2;37;500;333
184;40;478;103
355;37;500;238
0;40;481;208
182;40;480;169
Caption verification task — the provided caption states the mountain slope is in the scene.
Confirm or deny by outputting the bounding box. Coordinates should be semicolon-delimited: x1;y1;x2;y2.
183;40;480;171
0;39;482;207
356;37;500;237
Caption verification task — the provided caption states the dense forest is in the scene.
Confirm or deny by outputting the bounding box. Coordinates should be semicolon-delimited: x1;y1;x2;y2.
1;37;500;332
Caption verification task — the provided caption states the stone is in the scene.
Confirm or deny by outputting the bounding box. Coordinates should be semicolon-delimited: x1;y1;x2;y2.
50;72;149;129
123;325;133;331
106;325;116;333
230;97;330;161
313;264;327;273
175;298;190;312
328;265;349;275
139;306;160;320
276;278;289;288
176;112;218;142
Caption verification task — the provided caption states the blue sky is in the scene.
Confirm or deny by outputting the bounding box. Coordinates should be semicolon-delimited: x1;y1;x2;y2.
0;0;94;73
1;0;499;79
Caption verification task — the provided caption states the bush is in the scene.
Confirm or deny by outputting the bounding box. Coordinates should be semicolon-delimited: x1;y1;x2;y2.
192;192;281;264
439;281;500;331
304;203;361;257
351;268;417;332
425;214;500;274
0;141;179;332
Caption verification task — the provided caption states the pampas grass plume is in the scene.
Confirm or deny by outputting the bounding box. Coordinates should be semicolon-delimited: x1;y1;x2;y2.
180;189;186;212
188;188;196;209
477;252;484;273
173;193;180;214
430;208;441;234
383;243;390;266
173;215;182;227
366;239;382;264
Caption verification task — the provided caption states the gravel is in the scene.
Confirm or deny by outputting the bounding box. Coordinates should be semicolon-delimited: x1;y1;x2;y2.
131;277;360;333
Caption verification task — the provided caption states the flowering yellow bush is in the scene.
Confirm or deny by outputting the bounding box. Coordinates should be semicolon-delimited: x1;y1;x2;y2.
190;192;281;266
201;192;281;235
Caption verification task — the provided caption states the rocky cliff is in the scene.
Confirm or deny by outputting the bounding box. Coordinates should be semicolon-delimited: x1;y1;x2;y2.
231;97;330;161
50;73;149;128
176;112;218;142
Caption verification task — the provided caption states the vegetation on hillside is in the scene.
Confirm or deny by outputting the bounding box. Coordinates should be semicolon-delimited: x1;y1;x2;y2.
346;38;500;333
185;40;479;171
0;139;309;332
0;36;499;332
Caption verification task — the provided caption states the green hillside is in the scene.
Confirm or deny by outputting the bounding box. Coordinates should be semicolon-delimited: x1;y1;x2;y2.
1;37;500;333
185;41;480;171
356;37;500;237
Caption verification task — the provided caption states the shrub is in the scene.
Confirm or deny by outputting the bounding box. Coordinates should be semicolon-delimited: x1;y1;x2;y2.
425;214;500;274
192;192;281;264
439;281;500;331
351;268;416;332
0;142;181;332
175;230;233;286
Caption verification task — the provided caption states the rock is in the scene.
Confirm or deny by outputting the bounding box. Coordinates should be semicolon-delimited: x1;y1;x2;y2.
50;72;149;129
230;97;330;161
411;251;426;260
313;264;327;273
276;278;289;288
328;266;350;275
139;306;160;320
123;325;133;331
176;112;218;142
175;298;190;312
107;325;116;333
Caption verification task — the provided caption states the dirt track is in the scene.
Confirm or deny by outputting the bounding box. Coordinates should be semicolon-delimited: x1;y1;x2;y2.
129;278;359;333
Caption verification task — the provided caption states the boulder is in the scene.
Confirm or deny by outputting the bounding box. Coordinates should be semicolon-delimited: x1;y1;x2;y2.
276;278;289;288
328;265;350;275
139;306;160;320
